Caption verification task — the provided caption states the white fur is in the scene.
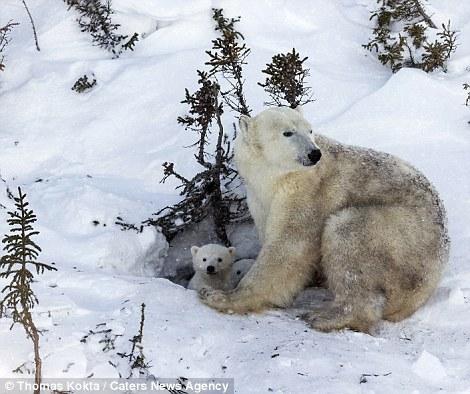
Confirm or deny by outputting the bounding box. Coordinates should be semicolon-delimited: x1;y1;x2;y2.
199;107;448;333
188;244;236;291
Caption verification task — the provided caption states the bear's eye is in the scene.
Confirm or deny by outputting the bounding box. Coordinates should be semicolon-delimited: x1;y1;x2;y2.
283;131;294;137
309;130;313;134
217;258;222;262
202;258;207;262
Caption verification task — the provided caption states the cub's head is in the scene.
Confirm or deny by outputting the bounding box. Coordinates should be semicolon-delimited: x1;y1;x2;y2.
190;244;236;275
236;107;321;172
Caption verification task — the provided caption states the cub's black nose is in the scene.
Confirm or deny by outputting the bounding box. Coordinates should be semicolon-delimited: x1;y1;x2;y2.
207;265;215;274
308;149;322;165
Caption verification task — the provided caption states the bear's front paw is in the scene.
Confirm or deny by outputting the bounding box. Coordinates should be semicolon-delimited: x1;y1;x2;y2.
300;311;335;332
300;307;352;332
198;287;232;313
198;287;214;300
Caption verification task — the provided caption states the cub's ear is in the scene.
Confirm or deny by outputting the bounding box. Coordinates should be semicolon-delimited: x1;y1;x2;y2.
294;105;304;116
228;246;236;256
238;115;252;136
190;246;199;257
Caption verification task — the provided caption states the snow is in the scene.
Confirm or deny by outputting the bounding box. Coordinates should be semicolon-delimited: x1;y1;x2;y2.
1;0;470;393
412;350;447;384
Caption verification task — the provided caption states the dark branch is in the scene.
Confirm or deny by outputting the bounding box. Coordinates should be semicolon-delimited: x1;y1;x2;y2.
21;1;40;51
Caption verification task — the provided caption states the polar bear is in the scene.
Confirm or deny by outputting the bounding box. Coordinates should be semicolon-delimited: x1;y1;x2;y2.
188;244;236;291
188;244;254;291
230;259;255;288
199;107;449;332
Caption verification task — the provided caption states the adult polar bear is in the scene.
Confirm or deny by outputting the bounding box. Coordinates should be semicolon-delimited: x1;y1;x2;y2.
200;107;449;332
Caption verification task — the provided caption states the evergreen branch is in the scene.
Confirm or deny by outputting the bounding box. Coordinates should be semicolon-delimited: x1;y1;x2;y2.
364;1;456;73
140;9;250;243
118;303;151;378
72;74;97;93
63;0;137;57
205;8;251;116
464;83;470;107
411;0;436;28
0;21;19;72
258;48;314;108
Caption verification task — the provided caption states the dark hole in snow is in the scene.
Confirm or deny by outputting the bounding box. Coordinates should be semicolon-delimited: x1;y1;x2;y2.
156;220;261;288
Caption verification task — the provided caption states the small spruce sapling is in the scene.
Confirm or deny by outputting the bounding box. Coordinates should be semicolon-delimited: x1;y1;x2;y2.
63;0;139;58
206;8;251;116
421;22;457;72
80;323;122;352
464;83;470;124
146;71;247;244
134;9;250;244
121;32;139;52
364;0;457;73
464;83;470;106
258;48;314;108
72;74;97;93
117;303;151;378
0;21;19;72
0;187;57;394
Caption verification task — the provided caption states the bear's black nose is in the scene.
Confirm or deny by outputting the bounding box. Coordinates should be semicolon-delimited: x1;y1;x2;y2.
206;265;215;274
308;149;322;165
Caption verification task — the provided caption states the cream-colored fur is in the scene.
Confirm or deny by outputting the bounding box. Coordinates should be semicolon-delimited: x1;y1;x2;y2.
199;107;449;333
188;244;254;291
188;244;236;291
228;259;254;289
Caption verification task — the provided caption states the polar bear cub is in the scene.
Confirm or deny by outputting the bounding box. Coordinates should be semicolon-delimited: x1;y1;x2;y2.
188;244;254;291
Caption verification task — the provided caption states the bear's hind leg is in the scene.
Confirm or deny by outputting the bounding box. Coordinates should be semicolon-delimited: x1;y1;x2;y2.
301;291;385;333
301;206;399;332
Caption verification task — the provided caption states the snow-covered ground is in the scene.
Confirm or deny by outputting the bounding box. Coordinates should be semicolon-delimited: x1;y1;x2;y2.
1;0;470;392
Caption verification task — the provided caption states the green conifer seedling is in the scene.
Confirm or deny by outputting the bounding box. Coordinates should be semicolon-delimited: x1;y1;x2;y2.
364;0;457;73
71;74;97;93
258;48;314;108
0;187;56;394
147;71;247;244
63;0;138;58
0;21;19;72
206;8;251;116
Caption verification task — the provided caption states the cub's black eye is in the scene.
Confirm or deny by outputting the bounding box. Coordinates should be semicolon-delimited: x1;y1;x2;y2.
217;258;222;262
309;130;313;134
283;131;294;137
202;258;207;262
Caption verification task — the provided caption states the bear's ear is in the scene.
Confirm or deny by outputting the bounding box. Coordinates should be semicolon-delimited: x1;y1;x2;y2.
294;105;304;116
190;246;199;257
228;246;236;256
238;115;252;136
